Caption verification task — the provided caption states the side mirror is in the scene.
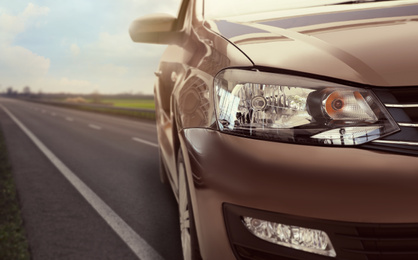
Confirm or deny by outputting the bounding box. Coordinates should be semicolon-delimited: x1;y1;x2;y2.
129;13;182;45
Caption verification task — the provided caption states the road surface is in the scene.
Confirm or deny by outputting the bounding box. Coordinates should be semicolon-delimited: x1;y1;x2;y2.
0;98;182;260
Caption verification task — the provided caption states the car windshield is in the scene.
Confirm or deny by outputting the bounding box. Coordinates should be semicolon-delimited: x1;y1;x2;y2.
204;0;411;19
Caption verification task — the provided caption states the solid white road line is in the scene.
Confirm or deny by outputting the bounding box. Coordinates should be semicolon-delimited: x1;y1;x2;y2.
66;117;74;122
88;124;102;130
132;137;159;148
1;105;163;260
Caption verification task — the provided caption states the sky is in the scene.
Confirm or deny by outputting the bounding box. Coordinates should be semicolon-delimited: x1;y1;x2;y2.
0;0;180;94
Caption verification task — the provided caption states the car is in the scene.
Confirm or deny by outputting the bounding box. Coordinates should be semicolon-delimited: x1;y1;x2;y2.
129;0;418;259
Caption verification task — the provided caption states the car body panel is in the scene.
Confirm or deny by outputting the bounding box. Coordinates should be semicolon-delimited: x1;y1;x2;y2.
155;0;252;194
180;127;418;259
131;0;418;259
208;4;418;87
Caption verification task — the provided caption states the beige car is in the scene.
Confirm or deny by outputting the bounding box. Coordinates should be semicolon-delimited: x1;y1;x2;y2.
130;0;418;259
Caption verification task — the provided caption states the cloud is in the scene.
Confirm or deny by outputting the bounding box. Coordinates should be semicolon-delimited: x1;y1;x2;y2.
0;3;51;91
0;44;50;76
0;3;49;44
79;31;165;93
70;43;80;56
26;77;98;94
0;13;25;43
119;0;180;15
58;77;98;90
21;3;50;18
91;31;165;59
97;64;128;77
0;1;178;94
0;44;50;89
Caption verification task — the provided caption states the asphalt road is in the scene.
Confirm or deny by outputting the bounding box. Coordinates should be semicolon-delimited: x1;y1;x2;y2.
0;97;182;260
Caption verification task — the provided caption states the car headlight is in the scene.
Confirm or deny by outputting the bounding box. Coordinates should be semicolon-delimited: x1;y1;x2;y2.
214;69;399;145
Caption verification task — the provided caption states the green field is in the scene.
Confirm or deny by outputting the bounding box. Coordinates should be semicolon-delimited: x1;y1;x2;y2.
100;99;155;109
36;97;156;120
60;98;156;110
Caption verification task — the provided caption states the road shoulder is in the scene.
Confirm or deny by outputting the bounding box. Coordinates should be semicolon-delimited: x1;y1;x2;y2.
0;105;138;259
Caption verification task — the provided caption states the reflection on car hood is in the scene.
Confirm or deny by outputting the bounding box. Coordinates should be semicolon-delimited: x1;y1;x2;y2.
210;4;418;87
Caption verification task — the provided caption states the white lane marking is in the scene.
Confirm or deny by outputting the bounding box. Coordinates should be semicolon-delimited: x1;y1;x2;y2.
132;137;159;148
66;117;74;122
41;110;46;114
51;113;56;117
1;105;163;260
89;124;102;130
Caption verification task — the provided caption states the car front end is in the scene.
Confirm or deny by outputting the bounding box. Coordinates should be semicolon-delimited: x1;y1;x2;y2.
131;0;418;259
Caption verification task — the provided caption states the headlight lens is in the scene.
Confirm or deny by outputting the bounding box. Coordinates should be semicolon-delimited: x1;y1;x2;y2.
215;69;399;145
243;216;336;257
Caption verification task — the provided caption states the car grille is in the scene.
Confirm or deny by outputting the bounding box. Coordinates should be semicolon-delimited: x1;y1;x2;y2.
339;225;418;260
364;87;418;156
224;204;418;260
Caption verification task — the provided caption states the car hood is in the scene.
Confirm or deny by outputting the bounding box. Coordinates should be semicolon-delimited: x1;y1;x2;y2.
208;4;418;87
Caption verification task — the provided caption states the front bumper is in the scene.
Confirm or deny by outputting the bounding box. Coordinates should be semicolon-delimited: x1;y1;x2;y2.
180;128;418;260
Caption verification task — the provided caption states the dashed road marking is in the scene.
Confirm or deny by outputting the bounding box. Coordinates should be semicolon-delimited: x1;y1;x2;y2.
1;104;163;260
132;137;158;148
89;124;102;130
66;117;74;122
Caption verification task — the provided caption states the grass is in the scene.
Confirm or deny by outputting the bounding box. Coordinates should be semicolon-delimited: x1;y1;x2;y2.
24;97;156;121
73;105;156;120
57;97;156;110
99;98;155;109
0;129;30;260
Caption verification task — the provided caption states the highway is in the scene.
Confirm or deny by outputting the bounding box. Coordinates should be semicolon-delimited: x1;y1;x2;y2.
0;98;182;260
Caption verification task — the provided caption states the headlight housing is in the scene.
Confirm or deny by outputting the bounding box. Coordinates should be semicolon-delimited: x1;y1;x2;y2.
215;69;399;145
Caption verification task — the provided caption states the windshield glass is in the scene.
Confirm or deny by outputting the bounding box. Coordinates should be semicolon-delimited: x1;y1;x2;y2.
204;0;413;19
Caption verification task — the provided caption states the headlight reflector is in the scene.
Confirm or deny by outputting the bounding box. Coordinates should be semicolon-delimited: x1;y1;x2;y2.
215;69;399;145
243;216;336;257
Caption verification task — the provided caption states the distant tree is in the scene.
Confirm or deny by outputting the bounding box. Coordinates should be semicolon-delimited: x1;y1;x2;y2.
23;86;31;95
91;90;101;104
6;87;14;96
36;89;43;99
